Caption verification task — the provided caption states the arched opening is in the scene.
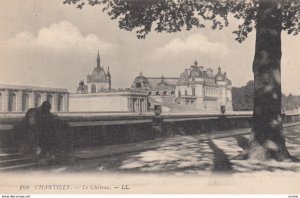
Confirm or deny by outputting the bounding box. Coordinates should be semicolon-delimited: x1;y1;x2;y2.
135;82;141;88
57;94;64;112
91;84;96;93
8;93;16;112
132;98;137;112
35;94;41;107
140;100;144;111
47;94;53;105
148;92;151;96
147;101;151;110
171;91;175;97
22;93;29;112
156;91;159;96
163;91;167;96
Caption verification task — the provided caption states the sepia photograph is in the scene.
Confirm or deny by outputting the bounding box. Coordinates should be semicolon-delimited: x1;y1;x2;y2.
0;0;300;196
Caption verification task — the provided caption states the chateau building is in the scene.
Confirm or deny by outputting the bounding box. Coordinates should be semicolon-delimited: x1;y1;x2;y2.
0;84;69;113
132;60;233;112
175;60;233;111
132;72;178;97
1;53;232;113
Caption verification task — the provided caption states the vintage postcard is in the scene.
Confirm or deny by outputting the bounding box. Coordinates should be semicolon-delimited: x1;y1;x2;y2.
0;0;300;195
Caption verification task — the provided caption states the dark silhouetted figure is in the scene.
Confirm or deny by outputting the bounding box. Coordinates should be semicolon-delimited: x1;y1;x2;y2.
152;105;164;138
220;105;226;114
218;105;229;130
22;101;58;160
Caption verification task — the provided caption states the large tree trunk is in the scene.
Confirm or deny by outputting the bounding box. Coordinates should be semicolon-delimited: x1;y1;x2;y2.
249;0;291;161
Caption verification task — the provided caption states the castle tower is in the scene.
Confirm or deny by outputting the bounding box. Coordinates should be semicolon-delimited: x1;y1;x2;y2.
86;52;111;93
97;51;100;68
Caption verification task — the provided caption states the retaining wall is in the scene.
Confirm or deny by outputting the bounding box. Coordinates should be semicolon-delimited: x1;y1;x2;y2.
0;112;299;149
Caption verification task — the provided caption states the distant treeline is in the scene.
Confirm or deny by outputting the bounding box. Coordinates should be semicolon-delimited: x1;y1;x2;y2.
232;80;299;111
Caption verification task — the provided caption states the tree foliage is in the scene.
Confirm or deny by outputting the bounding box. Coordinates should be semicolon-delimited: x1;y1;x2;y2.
64;0;300;161
64;0;300;41
282;93;298;111
233;81;298;111
232;80;254;111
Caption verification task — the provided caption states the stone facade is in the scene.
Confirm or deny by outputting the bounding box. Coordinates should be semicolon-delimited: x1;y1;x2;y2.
175;60;233;111
132;72;177;97
0;84;69;113
132;60;233;112
69;91;148;112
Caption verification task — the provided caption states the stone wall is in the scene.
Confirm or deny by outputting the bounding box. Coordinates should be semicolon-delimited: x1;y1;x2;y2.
0;112;299;150
0;84;69;113
69;92;148;112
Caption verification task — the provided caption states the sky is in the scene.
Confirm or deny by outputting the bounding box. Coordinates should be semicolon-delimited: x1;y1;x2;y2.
0;0;300;94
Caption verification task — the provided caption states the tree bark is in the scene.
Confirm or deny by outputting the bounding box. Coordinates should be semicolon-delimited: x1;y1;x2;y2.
249;0;291;161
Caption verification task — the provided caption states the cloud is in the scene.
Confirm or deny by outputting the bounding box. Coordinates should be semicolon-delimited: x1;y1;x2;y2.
153;34;228;57
1;21;116;92
6;21;113;53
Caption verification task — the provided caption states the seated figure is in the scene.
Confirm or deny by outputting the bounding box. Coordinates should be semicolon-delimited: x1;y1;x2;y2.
21;101;58;159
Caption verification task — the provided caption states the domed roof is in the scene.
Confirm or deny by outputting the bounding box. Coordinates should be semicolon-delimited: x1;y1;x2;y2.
215;67;226;82
190;69;203;78
215;73;225;81
189;60;203;78
89;67;107;83
134;72;149;83
157;76;168;87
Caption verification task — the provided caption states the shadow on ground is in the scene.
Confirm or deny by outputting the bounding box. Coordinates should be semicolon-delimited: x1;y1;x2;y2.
14;125;300;175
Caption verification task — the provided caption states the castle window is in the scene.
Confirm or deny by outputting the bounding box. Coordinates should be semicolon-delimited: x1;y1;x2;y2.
163;91;167;96
57;94;64;112
147;101;151;110
156;91;160;96
47;94;53;105
171;91;175;97
132;98;137;112
178;91;181;97
148;92;151;95
136;82;141;88
8;93;16;112
91;84;96;93
192;87;195;96
22;93;29;112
